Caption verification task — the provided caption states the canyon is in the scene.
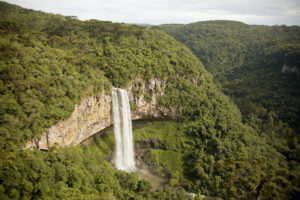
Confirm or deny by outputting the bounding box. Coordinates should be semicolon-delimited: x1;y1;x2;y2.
24;78;178;150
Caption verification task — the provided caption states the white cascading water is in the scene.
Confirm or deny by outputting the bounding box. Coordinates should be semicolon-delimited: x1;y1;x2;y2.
112;87;136;172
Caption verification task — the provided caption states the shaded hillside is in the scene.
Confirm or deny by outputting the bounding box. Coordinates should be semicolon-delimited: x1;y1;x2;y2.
160;20;300;128
0;2;299;199
160;20;300;163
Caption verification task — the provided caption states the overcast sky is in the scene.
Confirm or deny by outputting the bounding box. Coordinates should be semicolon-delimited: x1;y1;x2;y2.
4;0;300;25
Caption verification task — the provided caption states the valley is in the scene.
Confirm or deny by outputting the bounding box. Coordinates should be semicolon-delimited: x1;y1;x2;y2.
0;2;299;200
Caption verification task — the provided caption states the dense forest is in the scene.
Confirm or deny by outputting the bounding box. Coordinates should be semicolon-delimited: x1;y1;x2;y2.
160;20;300;170
160;20;300;131
0;2;299;199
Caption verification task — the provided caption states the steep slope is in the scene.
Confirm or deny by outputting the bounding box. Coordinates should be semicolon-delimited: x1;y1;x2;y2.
160;20;300;161
160;21;300;128
0;2;299;199
0;1;206;146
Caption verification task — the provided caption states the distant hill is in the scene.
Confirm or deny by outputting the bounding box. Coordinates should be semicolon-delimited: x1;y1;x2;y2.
160;20;300;140
127;23;153;28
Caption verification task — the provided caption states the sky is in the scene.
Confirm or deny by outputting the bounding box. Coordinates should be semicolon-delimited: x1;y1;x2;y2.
4;0;300;25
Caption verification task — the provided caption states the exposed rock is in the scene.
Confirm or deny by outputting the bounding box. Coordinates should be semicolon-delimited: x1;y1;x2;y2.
186;192;197;199
282;63;299;75
25;91;112;149
24;78;178;150
129;78;178;120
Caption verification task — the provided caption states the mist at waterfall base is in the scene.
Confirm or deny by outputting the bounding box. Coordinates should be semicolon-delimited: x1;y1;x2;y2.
112;87;136;172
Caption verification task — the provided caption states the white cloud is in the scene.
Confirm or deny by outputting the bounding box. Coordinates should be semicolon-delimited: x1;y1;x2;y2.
4;0;300;25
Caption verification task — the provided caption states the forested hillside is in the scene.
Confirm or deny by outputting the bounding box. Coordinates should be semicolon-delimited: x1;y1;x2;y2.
0;1;208;145
160;20;300;167
160;21;300;129
0;2;299;199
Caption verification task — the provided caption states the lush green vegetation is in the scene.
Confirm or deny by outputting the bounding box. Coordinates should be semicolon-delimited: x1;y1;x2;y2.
0;2;299;200
0;1;205;145
153;78;300;199
160;21;300;191
133;121;185;178
133;120;299;199
160;20;300;130
0;2;205;199
1;130;192;200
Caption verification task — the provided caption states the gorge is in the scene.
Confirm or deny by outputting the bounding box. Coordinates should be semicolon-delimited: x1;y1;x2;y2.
24;78;178;150
1;2;299;199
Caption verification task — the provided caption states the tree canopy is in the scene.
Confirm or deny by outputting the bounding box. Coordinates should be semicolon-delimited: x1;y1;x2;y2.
0;2;299;199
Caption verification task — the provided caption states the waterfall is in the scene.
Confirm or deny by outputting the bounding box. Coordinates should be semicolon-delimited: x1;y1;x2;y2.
112;87;136;172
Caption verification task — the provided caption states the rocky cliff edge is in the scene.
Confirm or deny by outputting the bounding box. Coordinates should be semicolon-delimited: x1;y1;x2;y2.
24;78;178;149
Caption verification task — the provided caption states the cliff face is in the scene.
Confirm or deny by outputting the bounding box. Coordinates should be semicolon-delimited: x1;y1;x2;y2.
25;91;112;149
25;78;177;149
129;78;178;120
282;63;299;75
